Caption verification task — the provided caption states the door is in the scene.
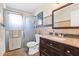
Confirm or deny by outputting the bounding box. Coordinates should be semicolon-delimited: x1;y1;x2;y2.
9;30;23;50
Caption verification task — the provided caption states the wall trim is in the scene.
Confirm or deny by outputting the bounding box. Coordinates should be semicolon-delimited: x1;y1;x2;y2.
35;24;52;28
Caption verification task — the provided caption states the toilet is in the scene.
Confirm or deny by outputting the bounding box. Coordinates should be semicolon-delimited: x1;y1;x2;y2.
27;34;40;55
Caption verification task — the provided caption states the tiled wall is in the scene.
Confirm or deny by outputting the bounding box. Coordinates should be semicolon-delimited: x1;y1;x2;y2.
0;27;5;56
35;15;52;35
35;15;79;35
35;26;52;35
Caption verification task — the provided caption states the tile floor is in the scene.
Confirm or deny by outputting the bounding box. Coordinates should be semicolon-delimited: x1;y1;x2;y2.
3;48;39;56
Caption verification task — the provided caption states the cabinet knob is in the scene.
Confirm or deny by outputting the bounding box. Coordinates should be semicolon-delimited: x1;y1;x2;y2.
49;44;53;45
44;49;46;51
67;50;71;53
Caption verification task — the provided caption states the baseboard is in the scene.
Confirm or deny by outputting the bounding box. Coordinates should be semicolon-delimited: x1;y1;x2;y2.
6;48;21;52
0;50;5;56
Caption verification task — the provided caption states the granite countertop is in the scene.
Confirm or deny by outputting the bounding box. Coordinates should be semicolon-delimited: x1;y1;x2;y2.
39;34;79;48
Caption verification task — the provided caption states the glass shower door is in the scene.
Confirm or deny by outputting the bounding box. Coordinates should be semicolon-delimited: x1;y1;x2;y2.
5;11;24;51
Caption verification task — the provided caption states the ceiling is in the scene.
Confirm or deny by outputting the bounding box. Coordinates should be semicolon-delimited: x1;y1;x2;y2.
6;3;46;13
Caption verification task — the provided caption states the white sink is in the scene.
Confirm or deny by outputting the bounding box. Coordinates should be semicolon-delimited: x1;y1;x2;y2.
37;34;66;42
51;36;66;42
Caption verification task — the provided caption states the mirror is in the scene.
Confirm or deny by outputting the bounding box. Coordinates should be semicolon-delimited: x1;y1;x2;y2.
52;3;79;29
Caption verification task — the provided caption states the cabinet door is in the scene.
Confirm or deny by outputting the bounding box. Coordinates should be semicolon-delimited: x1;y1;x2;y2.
40;37;49;48
40;45;61;56
41;46;53;56
47;40;64;56
64;45;78;56
47;40;64;50
40;38;64;56
40;37;47;45
40;38;49;56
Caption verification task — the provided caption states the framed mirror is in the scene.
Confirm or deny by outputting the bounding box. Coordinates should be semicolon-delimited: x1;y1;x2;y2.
52;3;79;29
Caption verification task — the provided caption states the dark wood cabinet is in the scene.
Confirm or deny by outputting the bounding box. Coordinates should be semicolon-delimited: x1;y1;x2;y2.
40;37;79;56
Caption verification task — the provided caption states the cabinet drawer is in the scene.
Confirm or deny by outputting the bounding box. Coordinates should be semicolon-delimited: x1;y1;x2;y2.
41;52;48;56
40;47;53;56
47;40;64;51
64;45;78;56
40;37;48;44
40;37;79;56
41;46;61;56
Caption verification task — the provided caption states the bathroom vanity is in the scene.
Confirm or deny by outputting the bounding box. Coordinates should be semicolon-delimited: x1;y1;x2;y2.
39;3;79;56
39;35;79;56
40;3;79;56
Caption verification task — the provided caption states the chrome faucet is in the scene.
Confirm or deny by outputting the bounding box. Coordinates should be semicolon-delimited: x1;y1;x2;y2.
52;29;56;36
58;33;64;38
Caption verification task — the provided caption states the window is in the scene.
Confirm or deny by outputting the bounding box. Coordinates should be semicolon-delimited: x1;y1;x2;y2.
38;19;42;25
37;12;43;26
7;13;23;30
